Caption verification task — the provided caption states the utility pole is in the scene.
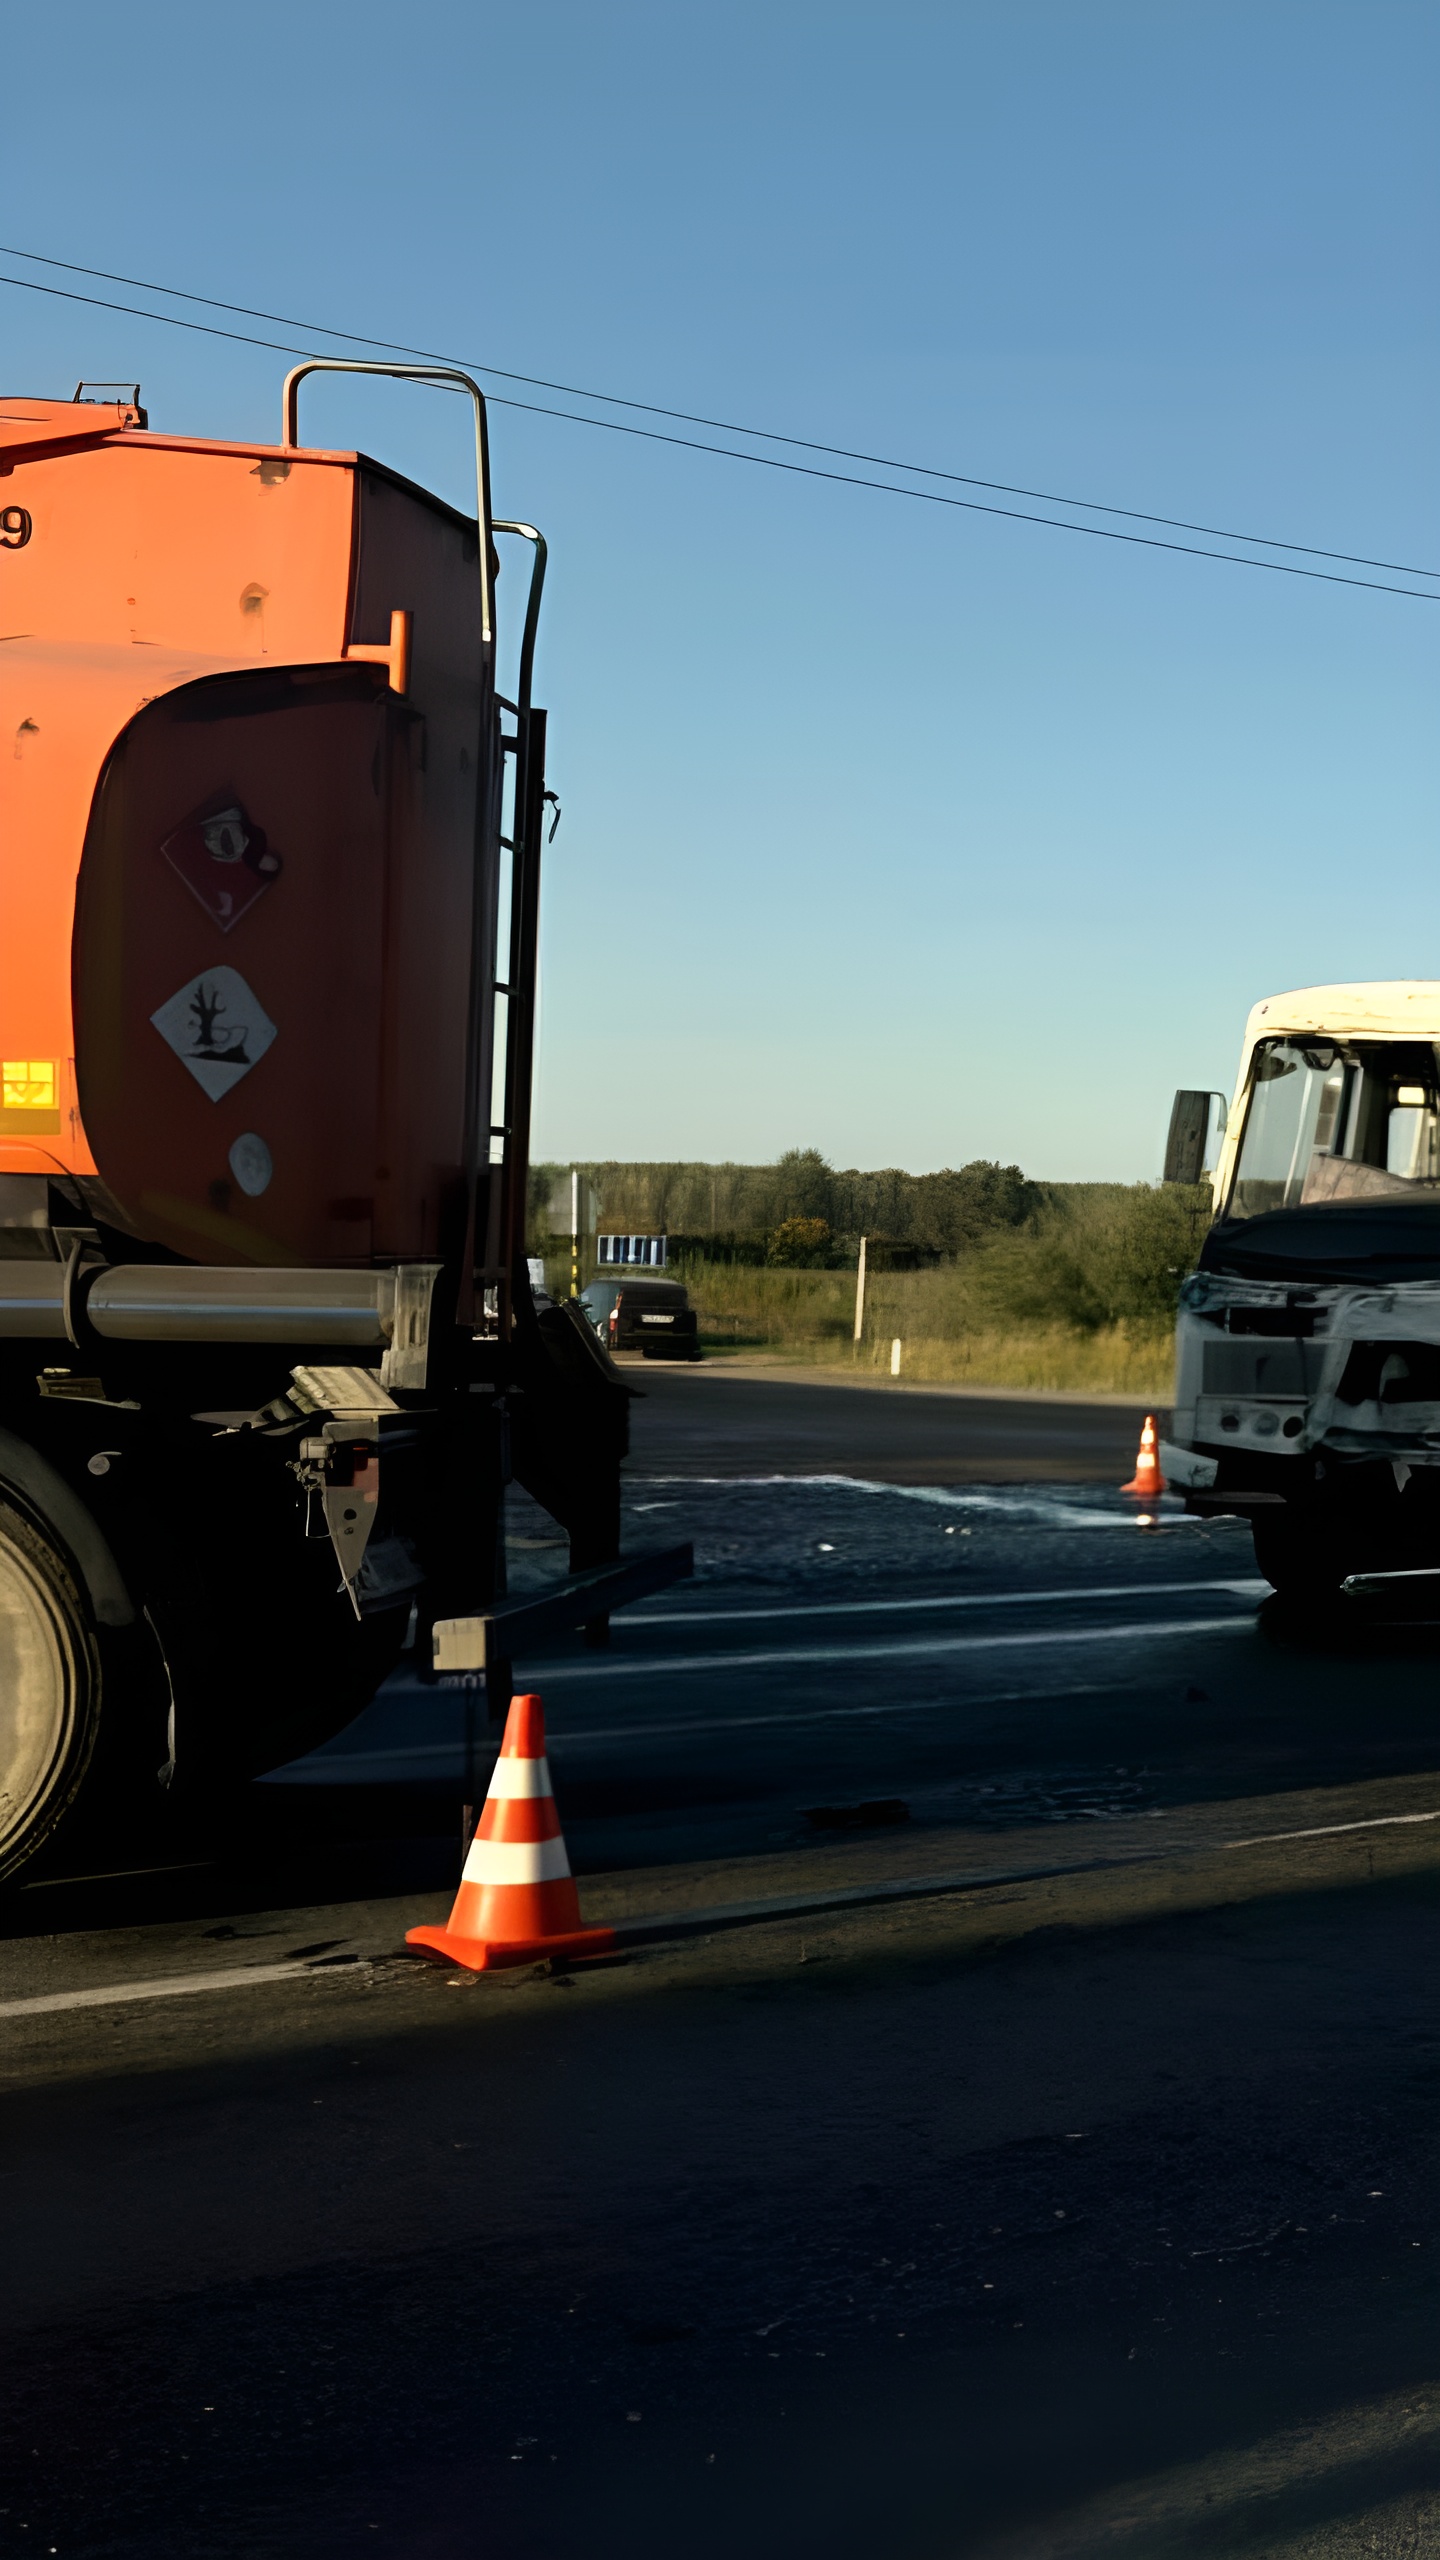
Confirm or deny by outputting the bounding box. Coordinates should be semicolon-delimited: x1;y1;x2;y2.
853;1235;867;1346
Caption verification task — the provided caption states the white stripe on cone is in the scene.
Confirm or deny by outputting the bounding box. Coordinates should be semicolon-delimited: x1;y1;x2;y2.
460;1835;573;1886
484;1758;554;1800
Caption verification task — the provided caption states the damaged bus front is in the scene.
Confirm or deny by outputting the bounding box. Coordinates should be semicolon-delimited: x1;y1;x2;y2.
1163;983;1440;1596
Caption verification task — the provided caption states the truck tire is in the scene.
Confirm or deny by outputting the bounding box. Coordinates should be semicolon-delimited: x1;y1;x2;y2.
0;1499;103;1883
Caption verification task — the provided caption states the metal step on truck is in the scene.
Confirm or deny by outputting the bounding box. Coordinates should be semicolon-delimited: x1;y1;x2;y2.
0;365;689;1883
1163;981;1440;1597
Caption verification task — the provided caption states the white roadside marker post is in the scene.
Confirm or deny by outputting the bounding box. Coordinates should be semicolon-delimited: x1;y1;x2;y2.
891;1336;902;1378
854;1235;867;1346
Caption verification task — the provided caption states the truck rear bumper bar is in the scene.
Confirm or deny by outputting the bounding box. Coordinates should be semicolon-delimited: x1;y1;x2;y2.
433;1542;695;1671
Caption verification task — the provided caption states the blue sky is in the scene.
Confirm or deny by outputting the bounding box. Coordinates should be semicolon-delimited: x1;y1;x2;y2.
5;1;1437;1179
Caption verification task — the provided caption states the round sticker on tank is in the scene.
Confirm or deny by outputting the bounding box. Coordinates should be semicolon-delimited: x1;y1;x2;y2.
228;1132;273;1197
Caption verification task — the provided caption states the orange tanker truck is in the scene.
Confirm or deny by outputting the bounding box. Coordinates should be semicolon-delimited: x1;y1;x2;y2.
0;363;687;1881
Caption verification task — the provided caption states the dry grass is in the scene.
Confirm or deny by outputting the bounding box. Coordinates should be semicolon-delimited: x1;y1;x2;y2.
746;1325;1175;1396
672;1259;1174;1397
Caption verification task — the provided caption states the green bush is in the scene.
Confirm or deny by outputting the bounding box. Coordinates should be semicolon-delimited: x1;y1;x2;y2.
966;1185;1211;1331
766;1216;834;1267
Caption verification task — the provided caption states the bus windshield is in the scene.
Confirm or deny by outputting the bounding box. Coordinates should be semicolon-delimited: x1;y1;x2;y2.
1226;1038;1440;1220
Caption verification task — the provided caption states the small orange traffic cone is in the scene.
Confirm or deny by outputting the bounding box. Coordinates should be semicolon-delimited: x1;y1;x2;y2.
1122;1413;1166;1497
406;1693;615;1972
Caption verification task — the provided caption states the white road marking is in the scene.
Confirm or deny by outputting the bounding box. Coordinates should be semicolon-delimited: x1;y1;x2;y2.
265;1681;1125;1776
273;1611;1258;1777
631;1474;1197;1529
18;1800;1440;2019
616;1804;1440;1943
1232;1808;1440;1848
530;1610;1256;1686
625;1577;1268;1628
0;1959;352;2022
19;1859;214;1892
552;1679;1126;1747
266;1669;1122;1771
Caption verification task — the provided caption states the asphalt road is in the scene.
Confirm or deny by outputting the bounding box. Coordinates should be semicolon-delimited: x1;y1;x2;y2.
620;1360;1159;1482
4;1373;1440;2558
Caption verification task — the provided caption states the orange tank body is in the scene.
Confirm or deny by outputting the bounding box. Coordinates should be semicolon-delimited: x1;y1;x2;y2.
0;393;493;1267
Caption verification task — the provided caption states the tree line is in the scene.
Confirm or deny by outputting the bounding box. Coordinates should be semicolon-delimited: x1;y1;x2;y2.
529;1148;1036;1266
529;1149;1212;1319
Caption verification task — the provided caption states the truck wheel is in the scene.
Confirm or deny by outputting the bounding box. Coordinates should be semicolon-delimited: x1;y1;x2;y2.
0;1500;102;1883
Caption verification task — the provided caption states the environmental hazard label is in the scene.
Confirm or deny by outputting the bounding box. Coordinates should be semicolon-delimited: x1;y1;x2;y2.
150;967;277;1100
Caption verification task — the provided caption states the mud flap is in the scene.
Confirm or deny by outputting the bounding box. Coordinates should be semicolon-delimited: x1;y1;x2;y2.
508;1296;634;1572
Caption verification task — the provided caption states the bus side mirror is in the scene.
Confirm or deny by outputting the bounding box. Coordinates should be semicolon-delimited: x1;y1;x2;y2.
1164;1090;1212;1185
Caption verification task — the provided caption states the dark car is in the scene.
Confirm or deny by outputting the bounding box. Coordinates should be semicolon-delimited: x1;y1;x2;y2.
578;1276;701;1360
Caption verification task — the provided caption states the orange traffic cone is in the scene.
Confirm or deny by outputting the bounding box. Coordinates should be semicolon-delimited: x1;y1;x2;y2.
1122;1413;1166;1497
406;1692;615;1972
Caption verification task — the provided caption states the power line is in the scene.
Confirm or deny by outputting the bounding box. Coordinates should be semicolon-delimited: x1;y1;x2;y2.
1;261;1436;605
4;240;1435;583
443;389;1440;603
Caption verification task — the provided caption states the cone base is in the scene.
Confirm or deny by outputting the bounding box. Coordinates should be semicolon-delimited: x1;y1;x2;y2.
1121;1475;1165;1495
405;1921;617;1973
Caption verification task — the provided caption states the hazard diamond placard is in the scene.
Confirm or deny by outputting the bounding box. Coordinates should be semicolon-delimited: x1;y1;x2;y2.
150;966;277;1100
